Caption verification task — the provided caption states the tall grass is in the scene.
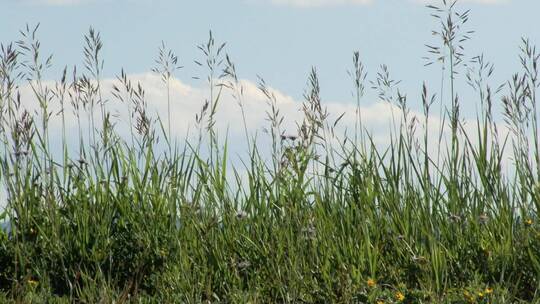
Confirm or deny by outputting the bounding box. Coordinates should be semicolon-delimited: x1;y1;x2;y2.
0;1;539;303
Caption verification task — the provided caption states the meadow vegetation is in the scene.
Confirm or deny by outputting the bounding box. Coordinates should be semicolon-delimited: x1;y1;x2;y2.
1;1;540;303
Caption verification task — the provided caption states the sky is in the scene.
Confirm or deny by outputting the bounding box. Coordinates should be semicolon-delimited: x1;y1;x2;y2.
1;0;540;155
2;0;538;100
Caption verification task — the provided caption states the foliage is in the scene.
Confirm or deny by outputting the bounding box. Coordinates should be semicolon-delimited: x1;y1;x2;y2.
0;1;539;302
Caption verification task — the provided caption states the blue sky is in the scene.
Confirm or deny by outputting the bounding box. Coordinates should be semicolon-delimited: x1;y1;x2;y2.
3;0;538;103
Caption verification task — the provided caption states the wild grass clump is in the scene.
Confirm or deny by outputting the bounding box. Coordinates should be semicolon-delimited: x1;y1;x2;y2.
0;1;540;303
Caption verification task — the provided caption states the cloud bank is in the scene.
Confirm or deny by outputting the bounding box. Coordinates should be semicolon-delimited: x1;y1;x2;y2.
13;71;501;159
7;71;456;168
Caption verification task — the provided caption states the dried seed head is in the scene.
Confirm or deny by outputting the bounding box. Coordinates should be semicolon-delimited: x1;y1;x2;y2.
478;214;489;224
236;210;248;220
449;213;461;222
13;110;34;151
412;255;427;264
280;134;298;141
236;260;251;271
301;224;317;240
14;149;29;158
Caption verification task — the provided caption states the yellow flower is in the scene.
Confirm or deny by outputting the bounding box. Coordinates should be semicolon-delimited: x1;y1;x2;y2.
159;248;168;257
478;291;484;298
463;290;475;303
525;219;533;226
376;300;384;304
395;291;405;302
27;279;38;287
485;287;493;294
367;278;376;288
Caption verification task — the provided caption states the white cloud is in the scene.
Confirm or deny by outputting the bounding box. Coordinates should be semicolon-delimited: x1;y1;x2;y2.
12;72;429;154
12;71;511;160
